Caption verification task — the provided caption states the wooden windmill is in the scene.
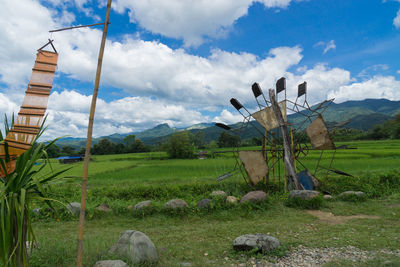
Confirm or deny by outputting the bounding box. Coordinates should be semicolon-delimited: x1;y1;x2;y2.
0;40;58;177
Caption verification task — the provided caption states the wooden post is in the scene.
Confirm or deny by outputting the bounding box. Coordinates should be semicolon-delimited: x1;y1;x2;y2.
76;0;112;266
268;89;303;190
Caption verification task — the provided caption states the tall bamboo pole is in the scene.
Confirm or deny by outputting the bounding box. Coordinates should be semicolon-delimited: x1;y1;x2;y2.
76;0;112;265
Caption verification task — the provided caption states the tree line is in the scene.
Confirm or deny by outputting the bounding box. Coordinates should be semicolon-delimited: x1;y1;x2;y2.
47;114;400;159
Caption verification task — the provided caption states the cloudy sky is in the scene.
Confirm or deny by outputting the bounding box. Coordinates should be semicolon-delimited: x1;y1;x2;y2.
1;0;400;139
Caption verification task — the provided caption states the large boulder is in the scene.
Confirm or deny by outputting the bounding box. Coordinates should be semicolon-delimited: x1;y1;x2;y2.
66;202;81;216
289;190;320;200
134;200;152;211
233;234;280;253
164;199;188;209
197;199;212;209
109;230;158;264
240;191;267;203
93;260;128;267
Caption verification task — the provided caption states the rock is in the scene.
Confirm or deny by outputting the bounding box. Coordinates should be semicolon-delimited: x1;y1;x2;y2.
233;234;280;253
179;262;192;267
289;190;320;200
240;191;267;203
323;195;333;200
226;196;238;204
165;199;188;209
134;200;152;211
339;191;366;198
197;199;212;209
210;190;227;198
32;208;41;216
96;203;112;213
93;260;128;267
66;202;81;216
109;230;158;264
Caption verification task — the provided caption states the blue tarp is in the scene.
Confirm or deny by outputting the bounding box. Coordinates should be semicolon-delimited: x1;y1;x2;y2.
56;156;82;160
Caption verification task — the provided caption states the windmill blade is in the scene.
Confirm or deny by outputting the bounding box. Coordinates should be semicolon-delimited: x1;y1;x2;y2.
306;114;335;150
215;123;231;131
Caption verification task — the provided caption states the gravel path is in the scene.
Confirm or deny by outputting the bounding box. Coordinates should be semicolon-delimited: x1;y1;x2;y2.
228;246;400;267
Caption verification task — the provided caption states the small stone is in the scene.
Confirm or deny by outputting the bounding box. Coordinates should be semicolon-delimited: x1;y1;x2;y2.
240;191;267;203
197;199;212;209
179;262;192;267
339;191;366;198
134;200;152;210
164;199;188;209
93;260;128;267
289;190;320;200
96;203;112;213
66;202;81;216
210;190;227;198
233;234;280;252
226;196;238;204
323;195;333;200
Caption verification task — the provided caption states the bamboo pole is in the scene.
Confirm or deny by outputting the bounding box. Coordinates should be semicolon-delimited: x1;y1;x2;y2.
76;0;112;265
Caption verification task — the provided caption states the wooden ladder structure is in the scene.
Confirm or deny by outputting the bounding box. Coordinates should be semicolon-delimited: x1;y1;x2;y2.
0;40;58;177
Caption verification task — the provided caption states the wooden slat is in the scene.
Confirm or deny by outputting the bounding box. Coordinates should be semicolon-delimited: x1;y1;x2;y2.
26;89;51;96
36;51;58;65
18;108;46;116
12;127;40;135
33;62;57;72
5;141;31;150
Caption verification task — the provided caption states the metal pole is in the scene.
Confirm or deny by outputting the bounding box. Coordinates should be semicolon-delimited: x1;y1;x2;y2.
76;0;112;265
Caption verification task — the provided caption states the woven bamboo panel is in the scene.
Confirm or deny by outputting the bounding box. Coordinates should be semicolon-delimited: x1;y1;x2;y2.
1;50;58;176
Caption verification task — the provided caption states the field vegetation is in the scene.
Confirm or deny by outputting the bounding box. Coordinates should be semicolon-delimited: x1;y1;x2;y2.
26;139;400;266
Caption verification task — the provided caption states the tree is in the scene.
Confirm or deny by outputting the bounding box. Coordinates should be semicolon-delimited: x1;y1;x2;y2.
217;132;240;148
92;138;115;155
166;131;194;159
124;134;136;147
191;132;205;149
61;145;76;155
46;143;61;158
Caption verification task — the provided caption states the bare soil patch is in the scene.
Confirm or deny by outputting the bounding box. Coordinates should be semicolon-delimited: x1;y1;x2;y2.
306;210;380;225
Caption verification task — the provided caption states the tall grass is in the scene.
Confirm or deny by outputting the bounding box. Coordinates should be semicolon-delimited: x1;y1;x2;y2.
0;118;69;266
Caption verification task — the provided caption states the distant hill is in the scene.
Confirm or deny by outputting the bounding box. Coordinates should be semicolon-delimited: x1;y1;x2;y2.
55;98;400;149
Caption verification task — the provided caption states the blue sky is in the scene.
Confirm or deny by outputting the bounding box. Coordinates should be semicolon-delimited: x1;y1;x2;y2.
1;0;400;139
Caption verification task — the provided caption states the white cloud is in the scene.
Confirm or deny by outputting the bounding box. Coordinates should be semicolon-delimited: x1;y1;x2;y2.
213;109;243;125
314;40;336;54
42;90;208;138
394;9;400;28
328;75;400;103
113;0;297;47
1;0;400;139
397;70;400;75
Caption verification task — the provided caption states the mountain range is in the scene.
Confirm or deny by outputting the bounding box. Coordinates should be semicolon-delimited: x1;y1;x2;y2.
55;98;400;149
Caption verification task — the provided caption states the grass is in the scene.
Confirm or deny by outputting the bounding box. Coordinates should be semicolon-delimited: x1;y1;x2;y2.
27;139;400;266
